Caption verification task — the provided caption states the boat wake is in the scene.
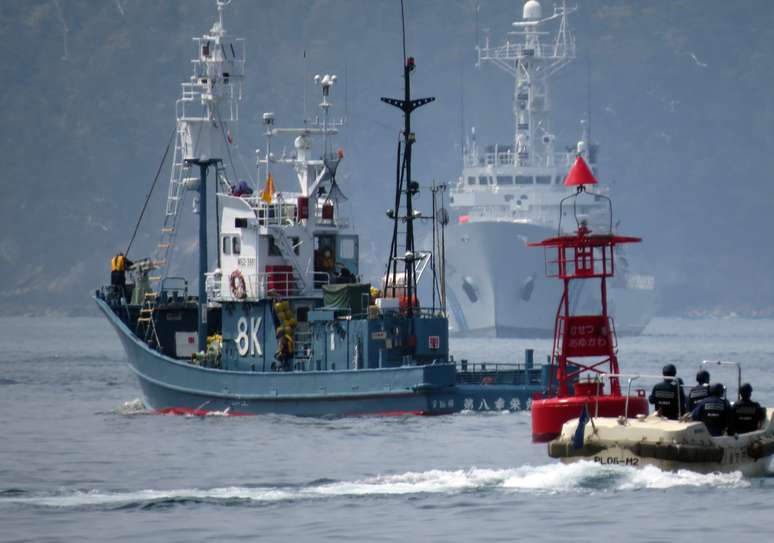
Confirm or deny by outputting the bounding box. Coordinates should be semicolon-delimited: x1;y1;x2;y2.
108;399;243;417
0;462;750;510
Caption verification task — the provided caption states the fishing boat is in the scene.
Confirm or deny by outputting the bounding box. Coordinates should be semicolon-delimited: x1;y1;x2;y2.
95;0;551;416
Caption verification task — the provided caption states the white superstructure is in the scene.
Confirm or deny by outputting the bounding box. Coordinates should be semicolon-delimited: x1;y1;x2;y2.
443;1;655;337
452;0;605;229
210;73;358;302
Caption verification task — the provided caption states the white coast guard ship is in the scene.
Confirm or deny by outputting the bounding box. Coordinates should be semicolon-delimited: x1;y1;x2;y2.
445;0;655;337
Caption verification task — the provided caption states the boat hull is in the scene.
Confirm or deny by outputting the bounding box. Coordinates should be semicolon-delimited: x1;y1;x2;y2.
531;394;649;443
97;297;544;416
442;221;655;338
548;413;774;476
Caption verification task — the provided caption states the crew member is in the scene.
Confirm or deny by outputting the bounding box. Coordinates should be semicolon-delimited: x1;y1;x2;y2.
728;383;766;435
648;364;685;420
686;369;711;411
273;328;293;371
691;383;731;436
110;252;133;298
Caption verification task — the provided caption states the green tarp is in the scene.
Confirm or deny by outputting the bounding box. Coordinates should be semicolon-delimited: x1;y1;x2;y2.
322;283;371;316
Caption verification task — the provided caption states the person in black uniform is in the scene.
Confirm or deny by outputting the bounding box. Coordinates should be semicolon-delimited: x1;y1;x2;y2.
648;364;686;420
686;369;711;412
728;383;766;435
691;383;731;436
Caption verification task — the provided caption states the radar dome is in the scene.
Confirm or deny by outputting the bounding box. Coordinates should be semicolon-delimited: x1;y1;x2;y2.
523;0;542;20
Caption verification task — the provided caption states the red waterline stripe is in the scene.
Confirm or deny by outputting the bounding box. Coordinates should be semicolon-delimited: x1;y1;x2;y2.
156;407;253;417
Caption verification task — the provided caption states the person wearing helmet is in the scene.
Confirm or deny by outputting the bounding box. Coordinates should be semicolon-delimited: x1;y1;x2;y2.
691;383;731;436
648;364;686;420
728;383;766;435
686;369;711;412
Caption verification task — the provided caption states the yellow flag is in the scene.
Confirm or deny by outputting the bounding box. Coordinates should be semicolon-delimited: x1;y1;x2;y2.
261;173;275;204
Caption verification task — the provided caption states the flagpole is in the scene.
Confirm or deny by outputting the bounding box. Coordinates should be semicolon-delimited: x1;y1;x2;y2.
262;112;274;196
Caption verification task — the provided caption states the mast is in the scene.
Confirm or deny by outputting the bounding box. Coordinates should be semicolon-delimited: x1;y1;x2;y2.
381;56;434;316
175;0;244;352
476;0;575;168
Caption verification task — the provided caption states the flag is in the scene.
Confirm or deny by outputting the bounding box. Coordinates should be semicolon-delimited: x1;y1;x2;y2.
261;173;275;204
573;404;589;449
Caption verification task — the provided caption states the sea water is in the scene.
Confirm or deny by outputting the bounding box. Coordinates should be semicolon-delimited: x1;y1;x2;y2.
1;316;773;542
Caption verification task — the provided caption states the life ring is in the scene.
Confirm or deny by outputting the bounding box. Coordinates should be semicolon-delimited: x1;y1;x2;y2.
229;270;247;300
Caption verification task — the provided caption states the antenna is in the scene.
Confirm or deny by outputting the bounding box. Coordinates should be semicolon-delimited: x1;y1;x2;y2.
586;56;592;142
303;49;308;123
459;61;465;166
400;0;407;63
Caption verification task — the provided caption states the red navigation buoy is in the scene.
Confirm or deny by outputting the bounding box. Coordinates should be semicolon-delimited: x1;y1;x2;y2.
528;161;647;442
564;155;598;187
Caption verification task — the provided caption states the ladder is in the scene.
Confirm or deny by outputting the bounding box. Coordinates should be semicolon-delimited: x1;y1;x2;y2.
136;291;161;347
150;125;191;285
268;226;307;293
292;329;313;369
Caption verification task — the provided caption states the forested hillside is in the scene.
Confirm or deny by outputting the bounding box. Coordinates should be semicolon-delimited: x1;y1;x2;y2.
2;0;773;316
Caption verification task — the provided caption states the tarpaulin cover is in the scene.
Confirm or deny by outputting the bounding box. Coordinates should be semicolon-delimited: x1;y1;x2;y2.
322;283;371;315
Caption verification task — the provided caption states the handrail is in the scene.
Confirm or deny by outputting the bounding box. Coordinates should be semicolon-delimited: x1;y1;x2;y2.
701;360;743;400
597;372;696;420
211;270;332;301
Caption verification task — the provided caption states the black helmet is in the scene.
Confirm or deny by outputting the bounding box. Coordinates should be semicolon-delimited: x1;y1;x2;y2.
662;364;677;377
696;370;710;385
711;383;725;397
740;383;753;399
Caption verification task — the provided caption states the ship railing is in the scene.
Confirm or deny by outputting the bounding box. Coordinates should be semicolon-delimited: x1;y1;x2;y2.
313;209;349;228
251;200;300;227
207;268;335;301
465;149;576;169
204;272;221;301
455;361;543;386
479;41;575;62
594;373;696;420
161;277;190;304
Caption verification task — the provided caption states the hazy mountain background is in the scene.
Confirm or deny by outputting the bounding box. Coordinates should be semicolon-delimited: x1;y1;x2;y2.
1;0;773;317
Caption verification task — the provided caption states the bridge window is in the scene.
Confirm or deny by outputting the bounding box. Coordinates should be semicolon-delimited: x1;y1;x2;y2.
467;176;476;185
496;175;513;185
515;176;533;185
222;236;231;255
478;176;489;185
536;175;551;185
232;236;241;255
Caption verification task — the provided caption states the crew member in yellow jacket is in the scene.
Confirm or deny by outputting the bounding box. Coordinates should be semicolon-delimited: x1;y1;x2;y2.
110;253;133;297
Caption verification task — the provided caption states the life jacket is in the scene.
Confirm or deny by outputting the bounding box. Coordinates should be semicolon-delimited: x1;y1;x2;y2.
649;380;683;420
687;384;710;411
730;399;765;434
694;396;731;436
111;254;126;272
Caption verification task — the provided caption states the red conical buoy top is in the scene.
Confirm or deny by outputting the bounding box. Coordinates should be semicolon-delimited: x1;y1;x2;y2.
564;155;598;187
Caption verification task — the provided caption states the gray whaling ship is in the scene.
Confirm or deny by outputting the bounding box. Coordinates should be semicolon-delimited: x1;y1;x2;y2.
95;0;553;416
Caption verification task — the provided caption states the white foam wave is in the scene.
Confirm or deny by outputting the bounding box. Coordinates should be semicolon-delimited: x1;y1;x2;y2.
1;462;749;508
114;398;149;415
617;464;748;490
